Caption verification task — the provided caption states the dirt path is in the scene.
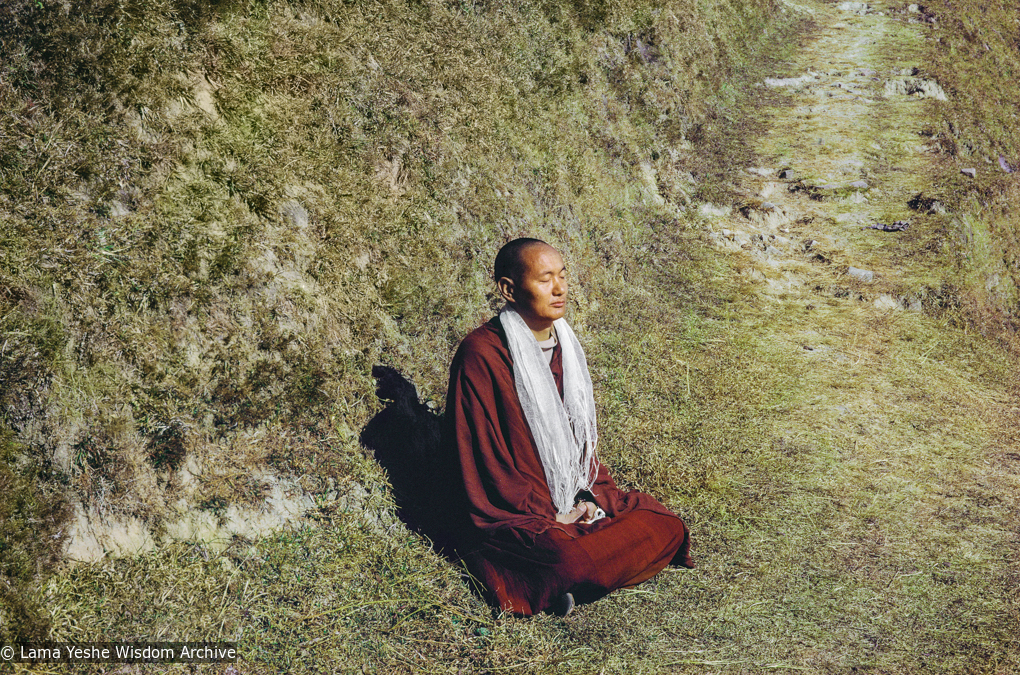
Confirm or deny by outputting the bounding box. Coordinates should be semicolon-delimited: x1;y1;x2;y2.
691;0;1020;669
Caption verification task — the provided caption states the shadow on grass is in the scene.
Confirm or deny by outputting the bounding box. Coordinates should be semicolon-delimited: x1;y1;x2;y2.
362;366;499;610
360;365;448;543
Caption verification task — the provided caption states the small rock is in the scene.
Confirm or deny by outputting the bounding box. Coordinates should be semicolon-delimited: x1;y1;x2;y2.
108;201;130;218
721;229;732;237
761;201;777;210
849;180;869;189
961;168;977;178
803;239;817;251
765;245;783;257
907;193;947;214
848;266;874;283
999;155;1014;173
837;1;870;14
747;167;776;177
699;203;731;218
778;169;796;180
907;3;920;12
764;73;819;88
866;221;910;232
874;294;900;310
733;232;752;247
885;77;947;101
280;200;310;229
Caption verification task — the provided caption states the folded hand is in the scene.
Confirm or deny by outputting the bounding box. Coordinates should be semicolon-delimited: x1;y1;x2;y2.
554;501;599;524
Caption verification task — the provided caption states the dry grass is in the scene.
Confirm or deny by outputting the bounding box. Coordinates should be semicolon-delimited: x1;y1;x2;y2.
2;0;1019;672
917;0;1020;346
0;0;797;540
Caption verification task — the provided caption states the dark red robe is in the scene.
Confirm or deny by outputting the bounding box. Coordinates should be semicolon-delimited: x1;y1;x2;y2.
440;316;692;615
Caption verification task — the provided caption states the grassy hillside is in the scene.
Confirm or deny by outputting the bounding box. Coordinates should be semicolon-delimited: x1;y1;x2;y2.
919;0;1020;344
1;0;799;643
2;0;1018;671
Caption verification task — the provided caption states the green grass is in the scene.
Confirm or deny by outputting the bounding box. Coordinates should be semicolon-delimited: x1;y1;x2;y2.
2;0;1020;672
0;428;70;643
918;0;1020;345
33;246;1019;672
1;0;800;553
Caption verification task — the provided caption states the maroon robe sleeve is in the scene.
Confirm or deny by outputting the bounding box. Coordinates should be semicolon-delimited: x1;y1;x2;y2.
442;318;559;540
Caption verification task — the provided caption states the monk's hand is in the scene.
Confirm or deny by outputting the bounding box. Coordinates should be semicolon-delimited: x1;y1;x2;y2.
554;503;588;524
555;501;600;524
579;501;600;523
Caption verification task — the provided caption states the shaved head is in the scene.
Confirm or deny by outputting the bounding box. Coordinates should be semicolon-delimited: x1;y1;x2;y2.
494;238;552;284
494;238;568;336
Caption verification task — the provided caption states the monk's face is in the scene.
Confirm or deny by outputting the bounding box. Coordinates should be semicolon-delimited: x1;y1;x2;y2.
501;244;568;331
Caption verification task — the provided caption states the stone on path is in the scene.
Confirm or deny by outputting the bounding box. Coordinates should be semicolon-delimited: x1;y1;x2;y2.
866;220;910;232
837;1;870;14
874;294;900;310
884;77;948;101
848;266;874;283
765;73;819;88
700;203;731;218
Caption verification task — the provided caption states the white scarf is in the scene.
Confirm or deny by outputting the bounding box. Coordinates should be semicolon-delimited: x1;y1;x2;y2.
500;306;599;515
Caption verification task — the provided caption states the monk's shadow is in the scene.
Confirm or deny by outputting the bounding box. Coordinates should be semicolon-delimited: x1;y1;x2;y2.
360;365;449;547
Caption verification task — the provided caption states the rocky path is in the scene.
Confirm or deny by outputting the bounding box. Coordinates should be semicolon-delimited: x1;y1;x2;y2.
708;0;942;299
694;0;1020;669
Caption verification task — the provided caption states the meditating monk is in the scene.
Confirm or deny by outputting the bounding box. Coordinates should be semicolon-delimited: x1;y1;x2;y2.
440;237;693;616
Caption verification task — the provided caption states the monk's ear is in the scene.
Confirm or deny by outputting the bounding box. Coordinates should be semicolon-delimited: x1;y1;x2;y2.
497;276;516;304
